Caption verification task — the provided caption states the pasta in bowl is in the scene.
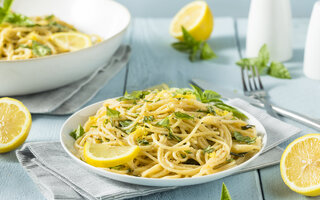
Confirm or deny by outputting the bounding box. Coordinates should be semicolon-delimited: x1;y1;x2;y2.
60;86;267;186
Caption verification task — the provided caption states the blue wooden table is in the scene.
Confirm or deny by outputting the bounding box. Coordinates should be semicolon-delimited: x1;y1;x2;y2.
1;17;319;200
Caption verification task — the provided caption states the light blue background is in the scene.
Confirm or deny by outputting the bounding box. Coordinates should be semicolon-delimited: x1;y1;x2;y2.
117;0;315;18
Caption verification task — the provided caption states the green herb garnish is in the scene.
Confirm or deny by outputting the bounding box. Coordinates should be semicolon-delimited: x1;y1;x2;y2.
137;138;149;145
90;126;98;128
106;107;120;118
203;145;215;153
220;183;232;200
156;117;170;127
171;26;216;62
174;111;193;120
69;125;85;140
190;84;221;103
183;158;200;165
32;41;52;57
109;165;125;170
118;90;150;101
214;103;248;120
241;124;255;130
168;128;182;142
232;132;256;144
236;44;291;79
119;120;132;127
184;150;192;154
143;116;154;123
0;0;13;24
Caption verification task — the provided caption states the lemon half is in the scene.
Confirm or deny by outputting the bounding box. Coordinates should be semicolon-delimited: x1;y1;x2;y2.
170;1;214;41
51;32;92;52
83;143;140;168
280;134;320;196
0;98;31;153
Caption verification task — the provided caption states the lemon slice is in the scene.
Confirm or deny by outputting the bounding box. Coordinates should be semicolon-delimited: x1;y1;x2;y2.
170;1;214;41
0;98;31;153
83;143;140;168
51;32;92;51
280;134;320;196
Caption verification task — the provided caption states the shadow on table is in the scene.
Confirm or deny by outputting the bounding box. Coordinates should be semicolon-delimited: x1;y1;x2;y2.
0;151;18;163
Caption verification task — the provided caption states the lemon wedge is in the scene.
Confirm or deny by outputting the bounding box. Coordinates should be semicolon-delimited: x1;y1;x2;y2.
280;134;320;196
170;1;214;41
51;32;92;51
0;98;31;153
83;143;140;168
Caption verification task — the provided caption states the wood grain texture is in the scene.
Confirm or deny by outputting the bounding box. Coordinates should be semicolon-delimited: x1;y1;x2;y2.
127;17;263;200
236;18;320;200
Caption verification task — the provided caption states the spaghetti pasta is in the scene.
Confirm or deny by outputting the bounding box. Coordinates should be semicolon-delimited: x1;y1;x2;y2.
73;87;262;178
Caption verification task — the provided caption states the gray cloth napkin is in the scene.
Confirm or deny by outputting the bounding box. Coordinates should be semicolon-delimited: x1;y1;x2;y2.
16;98;301;200
13;45;131;115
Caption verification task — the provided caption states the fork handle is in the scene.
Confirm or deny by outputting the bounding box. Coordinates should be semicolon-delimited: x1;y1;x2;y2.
251;101;320;131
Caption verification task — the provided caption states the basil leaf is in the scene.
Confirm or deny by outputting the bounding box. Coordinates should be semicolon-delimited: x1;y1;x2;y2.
215;103;248;120
232;131;256;144
257;44;270;67
118;90;150;101
31;41;52;57
268;61;291;79
174;111;193;120
230;152;247;157
184;150;192;154
200;42;217;60
5;12;35;26
143;116;154;123
0;0;13;24
168;128;182;142
190;84;203;101
171;42;190;52
137;138;149;145
203;145;215;153
220;183;232;200
106;107;120;118
202;90;221;103
182;26;197;46
69;125;85;140
241;124;255;130
189;44;199;62
156;117;169;127
119;120;132;127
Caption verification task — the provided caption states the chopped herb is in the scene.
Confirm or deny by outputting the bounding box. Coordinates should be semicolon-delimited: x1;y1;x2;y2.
90;126;98;128
137;138;149;145
232;132;256;144
69;125;85;140
156;117;170;127
45;14;55;21
109;165;125;170
241;124;255;130
5;12;35;26
96;138;103;143
203;145;215;153
31;41;52;57
230;152;247;157
174;111;193;120
220;183;232;200
106;107;120;118
180;153;186;158
168;128;182;142
214;103;248;120
190;84;222;103
143;116;154;123
119;120;132;127
104;119;109;124
184;150;192;154
48;21;75;32
144;100;153;103
117;90;150;101
207;106;216;115
127;168;133;173
183;159;200;165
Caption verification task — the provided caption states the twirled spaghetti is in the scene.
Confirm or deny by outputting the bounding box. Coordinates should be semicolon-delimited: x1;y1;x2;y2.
73;88;262;178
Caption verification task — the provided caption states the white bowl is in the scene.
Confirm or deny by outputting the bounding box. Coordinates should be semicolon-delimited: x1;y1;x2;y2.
0;0;130;96
60;100;267;187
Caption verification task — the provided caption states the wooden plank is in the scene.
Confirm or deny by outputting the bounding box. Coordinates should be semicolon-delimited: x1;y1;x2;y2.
236;18;320;200
0;28;131;200
127;17;263;200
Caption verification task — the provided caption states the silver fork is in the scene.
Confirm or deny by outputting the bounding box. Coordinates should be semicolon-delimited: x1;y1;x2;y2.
241;65;280;119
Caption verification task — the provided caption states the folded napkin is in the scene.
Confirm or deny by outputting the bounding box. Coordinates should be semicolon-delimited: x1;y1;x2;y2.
16;98;301;200
13;45;131;115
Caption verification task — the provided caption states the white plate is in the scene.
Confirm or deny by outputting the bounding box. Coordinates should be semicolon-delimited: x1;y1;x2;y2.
60;100;267;187
0;0;130;96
